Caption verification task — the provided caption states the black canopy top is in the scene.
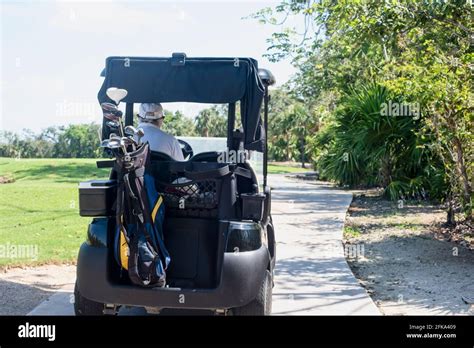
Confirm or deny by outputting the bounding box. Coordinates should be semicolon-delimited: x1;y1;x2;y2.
98;54;266;151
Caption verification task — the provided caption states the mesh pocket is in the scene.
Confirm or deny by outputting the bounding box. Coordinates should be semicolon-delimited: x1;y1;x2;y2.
152;161;232;218
159;178;219;210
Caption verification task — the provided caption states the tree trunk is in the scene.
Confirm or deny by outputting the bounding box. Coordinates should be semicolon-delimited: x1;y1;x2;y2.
446;191;456;225
452;136;472;219
447;203;455;225
286;135;291;161
445;108;472;221
300;136;306;168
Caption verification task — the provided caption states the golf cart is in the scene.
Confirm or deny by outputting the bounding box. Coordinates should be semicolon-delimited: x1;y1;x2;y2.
75;53;276;315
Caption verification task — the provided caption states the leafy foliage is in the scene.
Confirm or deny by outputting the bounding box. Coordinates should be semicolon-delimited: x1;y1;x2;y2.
161;110;196;136
194;106;227;137
0;124;101;159
255;0;473;221
268;88;315;165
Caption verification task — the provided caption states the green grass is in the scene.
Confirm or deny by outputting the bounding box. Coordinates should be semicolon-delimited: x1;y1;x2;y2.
344;226;362;238
390;222;420;231
0;158;109;267
267;164;312;174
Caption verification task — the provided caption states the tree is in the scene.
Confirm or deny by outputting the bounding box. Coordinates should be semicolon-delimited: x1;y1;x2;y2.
0;129;54;158
195;107;227;137
53;124;101;158
266;87;315;165
161;110;196;136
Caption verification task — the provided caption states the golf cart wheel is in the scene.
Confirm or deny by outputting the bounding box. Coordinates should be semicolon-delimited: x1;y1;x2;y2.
232;270;272;316
74;282;107;316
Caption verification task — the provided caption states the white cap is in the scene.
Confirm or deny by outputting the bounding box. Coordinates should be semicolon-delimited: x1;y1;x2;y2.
138;103;164;120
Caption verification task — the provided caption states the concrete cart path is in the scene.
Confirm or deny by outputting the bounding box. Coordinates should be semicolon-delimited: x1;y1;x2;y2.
28;174;379;315
270;174;380;315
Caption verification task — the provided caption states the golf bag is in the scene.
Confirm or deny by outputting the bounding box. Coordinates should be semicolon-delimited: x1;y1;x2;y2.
113;143;170;287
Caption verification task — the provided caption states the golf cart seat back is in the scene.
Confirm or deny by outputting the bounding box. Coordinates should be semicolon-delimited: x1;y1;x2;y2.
150;149;256;202
150;150;174;162
189;151;221;162
204;148;257;196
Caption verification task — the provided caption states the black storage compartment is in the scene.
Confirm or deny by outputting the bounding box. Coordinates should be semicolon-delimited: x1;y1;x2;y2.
163;218;219;289
241;193;265;221
79;180;117;217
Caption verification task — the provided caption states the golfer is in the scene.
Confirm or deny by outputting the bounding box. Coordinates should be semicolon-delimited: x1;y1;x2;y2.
137;103;184;161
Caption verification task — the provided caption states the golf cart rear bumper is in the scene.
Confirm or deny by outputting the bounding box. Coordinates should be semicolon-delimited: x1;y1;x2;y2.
76;242;269;310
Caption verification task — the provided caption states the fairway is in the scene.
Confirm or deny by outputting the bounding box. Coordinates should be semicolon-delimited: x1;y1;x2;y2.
267;163;312;174
0;158;109;267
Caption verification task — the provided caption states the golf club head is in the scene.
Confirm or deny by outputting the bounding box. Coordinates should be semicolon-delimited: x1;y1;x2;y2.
122;137;137;146
107;138;122;149
124;125;138;137
106;121;119;129
137;128;145;138
101;102;119;112
106;87;128;105
100;139;110;148
101;102;123;121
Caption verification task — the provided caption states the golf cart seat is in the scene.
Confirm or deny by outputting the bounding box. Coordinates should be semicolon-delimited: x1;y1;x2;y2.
189;151;221;162
150;150;174;162
151;150;223;163
165;148;257;194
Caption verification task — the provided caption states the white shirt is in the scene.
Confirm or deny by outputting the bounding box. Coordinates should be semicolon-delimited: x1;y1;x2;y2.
137;122;184;161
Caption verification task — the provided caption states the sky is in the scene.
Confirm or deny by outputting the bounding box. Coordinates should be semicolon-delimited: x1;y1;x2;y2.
0;0;299;133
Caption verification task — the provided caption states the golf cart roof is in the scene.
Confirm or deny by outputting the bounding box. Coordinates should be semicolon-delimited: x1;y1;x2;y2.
98;53;274;151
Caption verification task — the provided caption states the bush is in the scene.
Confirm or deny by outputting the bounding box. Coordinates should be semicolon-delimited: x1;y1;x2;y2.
312;84;445;200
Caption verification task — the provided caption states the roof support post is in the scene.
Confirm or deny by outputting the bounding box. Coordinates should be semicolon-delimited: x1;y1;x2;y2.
263;85;269;188
125;103;134;127
227;102;236;150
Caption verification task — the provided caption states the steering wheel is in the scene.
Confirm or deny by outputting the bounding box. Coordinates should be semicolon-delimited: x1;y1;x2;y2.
178;139;193;160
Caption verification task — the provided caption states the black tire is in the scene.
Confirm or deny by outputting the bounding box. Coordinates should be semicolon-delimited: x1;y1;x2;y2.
232;270;272;316
267;216;276;272
74;282;105;316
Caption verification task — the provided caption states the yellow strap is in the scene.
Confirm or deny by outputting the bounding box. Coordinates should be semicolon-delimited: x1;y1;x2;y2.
151;196;163;222
119;229;129;270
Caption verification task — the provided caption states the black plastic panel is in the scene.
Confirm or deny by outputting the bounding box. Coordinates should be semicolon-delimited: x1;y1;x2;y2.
79;180;116;217
87;218;108;248
164;217;219;289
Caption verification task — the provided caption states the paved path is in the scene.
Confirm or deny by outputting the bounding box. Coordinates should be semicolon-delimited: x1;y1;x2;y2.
28;174;379;315
270;174;379;315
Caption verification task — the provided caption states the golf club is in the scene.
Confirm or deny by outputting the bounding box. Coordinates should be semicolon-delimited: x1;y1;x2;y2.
136;128;145;145
101;102;124;137
124;126;145;147
100;87;139;164
106;121;120;130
